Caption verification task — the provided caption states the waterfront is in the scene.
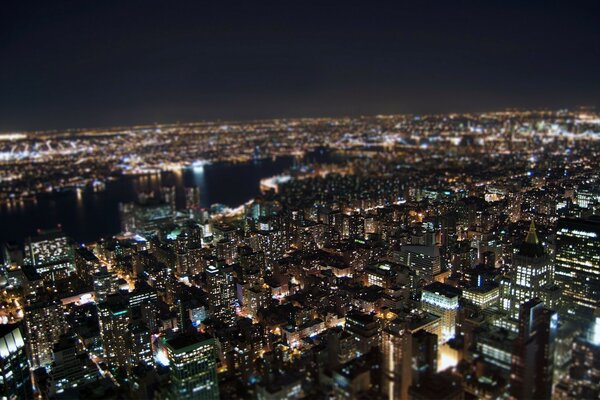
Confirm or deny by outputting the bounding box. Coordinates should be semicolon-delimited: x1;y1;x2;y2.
0;156;298;244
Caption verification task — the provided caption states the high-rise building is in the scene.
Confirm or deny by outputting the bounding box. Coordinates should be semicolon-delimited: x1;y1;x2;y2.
394;244;441;284
510;298;557;400
92;266;119;303
381;312;441;400
555;217;600;324
163;332;219;399
345;311;381;357
97;294;130;369
128;321;153;367
24;228;75;283
206;263;237;327
554;313;600;399
129;280;159;331
502;222;555;320
50;332;97;393
73;246;101;284
421;282;460;344
0;323;33;399
24;296;66;367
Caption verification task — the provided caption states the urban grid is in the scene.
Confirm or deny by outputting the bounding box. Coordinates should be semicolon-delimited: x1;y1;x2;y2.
0;110;599;399
1;2;600;399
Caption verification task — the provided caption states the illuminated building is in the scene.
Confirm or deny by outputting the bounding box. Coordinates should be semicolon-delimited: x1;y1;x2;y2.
97;294;130;369
50;332;97;393
462;283;499;309
163;332;219;400
283;319;326;348
421;282;460;344
364;261;409;289
24;296;66;367
381;315;439;400
555;217;600;324
24;229;75;283
554;314;600;398
73;246;101;283
128;321;153;367
92;266;118;303
206;263;236;327
119;197;173;235
575;188;599;209
473;327;516;375
0;323;33;399
344;311;381;357
129;280;159;331
332;349;381;400
394;244;441;284
510;298;557;400
501;222;555;321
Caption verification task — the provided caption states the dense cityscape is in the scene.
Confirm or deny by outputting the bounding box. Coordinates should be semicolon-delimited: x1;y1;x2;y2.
0;109;599;399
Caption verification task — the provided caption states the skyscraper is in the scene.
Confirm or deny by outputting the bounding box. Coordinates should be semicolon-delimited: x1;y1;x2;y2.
163;332;219;400
23;296;66;368
555;217;600;324
97;294;130;369
206;263;237;327
0;323;33;400
420;282;461;344
510;298;557;400
92;266;119;303
24;228;75;283
50;332;97;393
381;312;441;400
502;222;555;321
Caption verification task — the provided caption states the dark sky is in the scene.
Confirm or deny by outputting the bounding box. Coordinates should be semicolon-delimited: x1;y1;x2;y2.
1;0;599;131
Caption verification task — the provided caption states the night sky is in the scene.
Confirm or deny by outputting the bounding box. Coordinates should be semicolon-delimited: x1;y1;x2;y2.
1;1;599;131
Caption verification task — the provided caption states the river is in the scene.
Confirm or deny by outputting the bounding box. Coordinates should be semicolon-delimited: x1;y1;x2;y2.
0;154;316;245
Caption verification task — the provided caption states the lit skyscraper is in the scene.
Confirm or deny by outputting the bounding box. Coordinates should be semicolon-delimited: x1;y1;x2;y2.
163;332;219;399
206;262;237;327
510;298;557;400
555;217;600;324
0;323;33;399
420;282;460;344
24;228;75;283
501;222;555;321
23;296;66;368
97;294;130;369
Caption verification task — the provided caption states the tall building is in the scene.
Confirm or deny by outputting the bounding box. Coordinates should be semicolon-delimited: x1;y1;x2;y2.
97;294;130;369
24;296;66;367
555;217;600;324
394;244;441;284
381;312;441;400
163;332;219;400
206;263;237;327
502;221;555;320
421;282;461;344
510;298;557;400
345;311;381;357
24;228;75;283
129;280;159;331
0;323;33;400
554;313;600;399
128;321;153;367
92;266;119;303
73;246;101;283
50;332;97;393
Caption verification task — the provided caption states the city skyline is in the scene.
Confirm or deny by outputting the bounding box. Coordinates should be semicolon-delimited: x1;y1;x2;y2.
1;2;599;399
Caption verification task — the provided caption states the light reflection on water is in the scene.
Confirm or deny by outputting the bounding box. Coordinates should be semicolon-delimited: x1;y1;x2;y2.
0;156;296;244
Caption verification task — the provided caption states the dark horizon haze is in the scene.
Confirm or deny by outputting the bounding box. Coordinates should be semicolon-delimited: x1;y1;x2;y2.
1;0;599;132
